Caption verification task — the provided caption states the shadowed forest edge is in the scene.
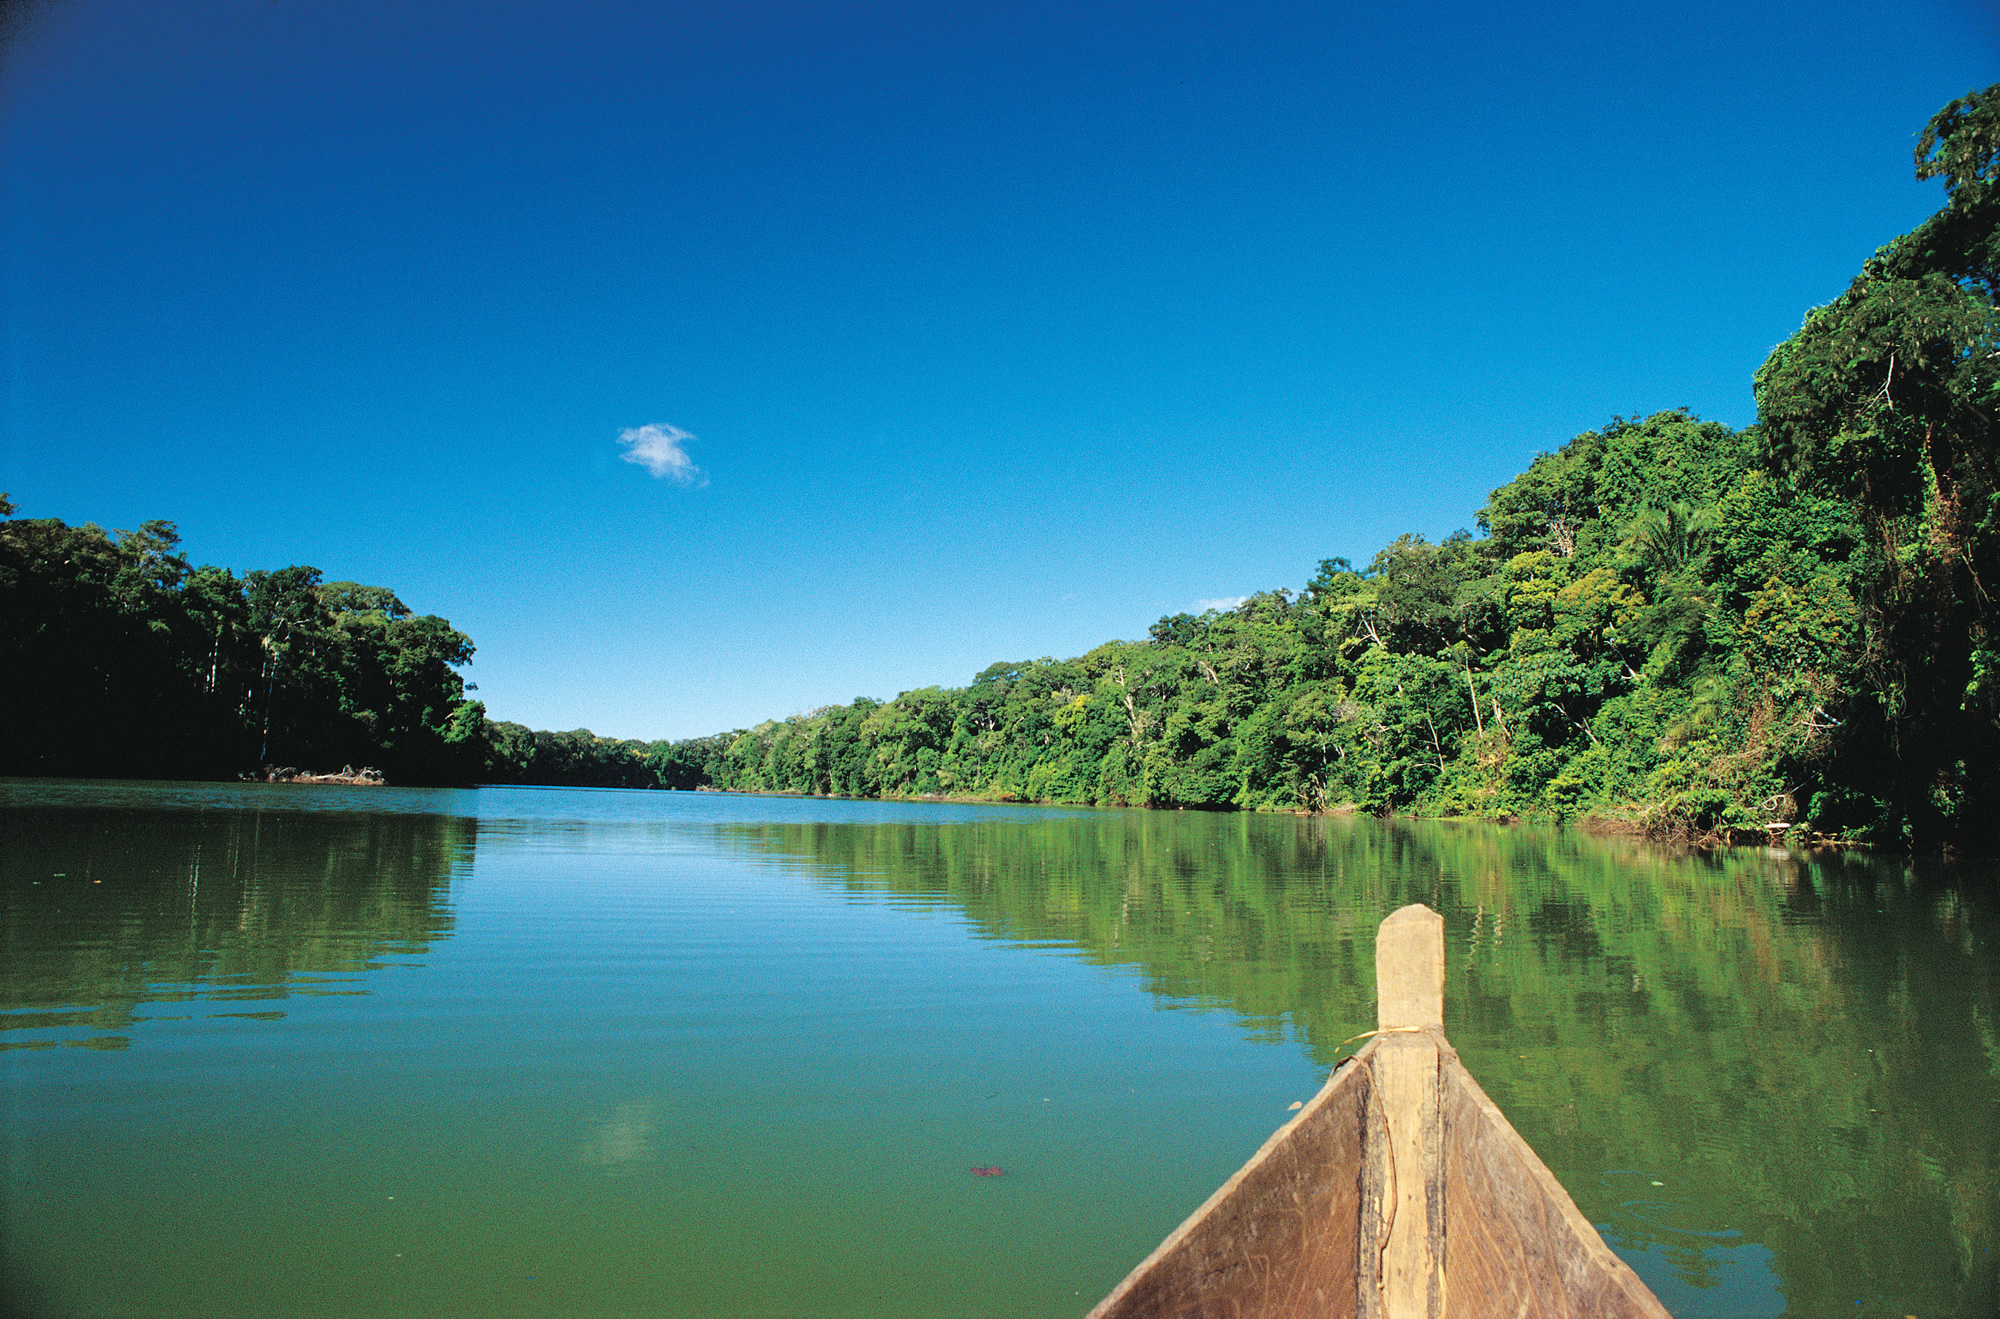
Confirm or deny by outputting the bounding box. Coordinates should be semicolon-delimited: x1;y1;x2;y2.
5;88;1998;851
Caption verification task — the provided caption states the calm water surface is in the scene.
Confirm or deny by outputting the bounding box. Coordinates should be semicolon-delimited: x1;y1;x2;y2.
2;781;1995;1318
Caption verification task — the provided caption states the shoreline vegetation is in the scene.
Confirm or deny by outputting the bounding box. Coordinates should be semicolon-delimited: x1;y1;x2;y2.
683;783;1864;852
239;765;387;785
5;89;1996;853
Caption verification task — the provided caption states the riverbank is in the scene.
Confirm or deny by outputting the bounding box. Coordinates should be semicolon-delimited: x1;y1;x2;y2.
690;782;1875;853
237;765;386;785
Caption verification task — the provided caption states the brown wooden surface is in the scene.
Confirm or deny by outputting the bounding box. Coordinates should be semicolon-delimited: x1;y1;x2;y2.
1371;1031;1445;1319
1085;1047;1373;1319
1374;906;1444;1034
1372;904;1448;1319
1440;1051;1674;1319
1085;905;1676;1319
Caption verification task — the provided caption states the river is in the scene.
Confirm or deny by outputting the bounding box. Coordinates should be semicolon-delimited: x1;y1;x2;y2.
1;780;1994;1317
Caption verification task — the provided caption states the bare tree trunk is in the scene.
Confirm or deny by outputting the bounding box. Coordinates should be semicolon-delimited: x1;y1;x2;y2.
258;637;278;763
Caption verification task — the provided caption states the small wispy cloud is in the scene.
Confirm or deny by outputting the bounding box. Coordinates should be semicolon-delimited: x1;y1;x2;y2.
1195;596;1249;612
617;422;705;486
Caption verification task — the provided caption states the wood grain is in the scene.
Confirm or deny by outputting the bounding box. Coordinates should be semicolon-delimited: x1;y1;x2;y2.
1373;1031;1445;1319
1084;905;1675;1319
1440;1051;1673;1319
1086;1048;1373;1319
1375;905;1445;1034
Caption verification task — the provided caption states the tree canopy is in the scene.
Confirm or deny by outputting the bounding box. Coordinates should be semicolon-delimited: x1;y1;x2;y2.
6;88;1996;849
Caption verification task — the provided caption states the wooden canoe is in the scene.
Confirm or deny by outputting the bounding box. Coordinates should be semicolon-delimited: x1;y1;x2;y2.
1086;904;1673;1319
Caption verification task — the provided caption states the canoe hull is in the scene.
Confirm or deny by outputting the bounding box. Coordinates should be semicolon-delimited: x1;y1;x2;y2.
1087;906;1672;1319
1086;1049;1374;1319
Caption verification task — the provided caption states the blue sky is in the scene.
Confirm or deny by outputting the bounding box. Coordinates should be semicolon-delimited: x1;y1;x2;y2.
4;0;1994;741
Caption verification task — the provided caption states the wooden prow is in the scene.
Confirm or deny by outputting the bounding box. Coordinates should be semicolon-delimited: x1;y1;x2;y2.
1085;904;1671;1319
1371;904;1446;1319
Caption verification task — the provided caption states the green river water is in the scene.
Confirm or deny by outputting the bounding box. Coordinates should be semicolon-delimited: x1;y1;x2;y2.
1;780;1995;1318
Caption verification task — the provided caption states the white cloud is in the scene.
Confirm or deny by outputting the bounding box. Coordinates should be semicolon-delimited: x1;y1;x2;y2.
617;422;705;486
1195;596;1249;612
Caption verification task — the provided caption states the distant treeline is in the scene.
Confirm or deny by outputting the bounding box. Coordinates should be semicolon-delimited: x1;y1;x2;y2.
678;407;1945;841
666;88;2000;851
5;88;1995;849
0;504;722;791
0;506;474;785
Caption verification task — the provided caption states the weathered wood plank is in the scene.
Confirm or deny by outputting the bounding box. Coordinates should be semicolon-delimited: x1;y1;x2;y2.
1086;904;1674;1319
1370;905;1447;1319
1372;1031;1445;1319
1085;1051;1373;1319
1375;905;1444;1034
1440;1053;1673;1319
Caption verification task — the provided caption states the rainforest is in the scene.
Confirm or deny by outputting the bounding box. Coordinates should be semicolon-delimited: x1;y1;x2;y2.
6;88;1997;851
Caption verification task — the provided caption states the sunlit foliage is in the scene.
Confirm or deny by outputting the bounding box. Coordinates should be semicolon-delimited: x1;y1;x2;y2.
5;89;1995;847
663;90;1999;851
0;508;481;784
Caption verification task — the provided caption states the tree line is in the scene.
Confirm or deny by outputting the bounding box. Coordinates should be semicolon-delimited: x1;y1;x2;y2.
0;506;479;784
0;503;720;790
4;88;1994;848
674;87;2000;851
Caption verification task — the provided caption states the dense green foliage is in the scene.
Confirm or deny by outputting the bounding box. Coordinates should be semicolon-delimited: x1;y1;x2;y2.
687;408;1859;831
681;90;2000;851
685;393;1980;847
0;503;690;789
5;90;1994;846
0;506;484;784
1753;85;2000;846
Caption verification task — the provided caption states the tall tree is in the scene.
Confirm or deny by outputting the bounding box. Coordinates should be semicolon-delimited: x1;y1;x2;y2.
1754;85;2000;848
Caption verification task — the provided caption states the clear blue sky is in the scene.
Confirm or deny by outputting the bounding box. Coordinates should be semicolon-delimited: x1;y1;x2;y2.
4;0;1994;741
